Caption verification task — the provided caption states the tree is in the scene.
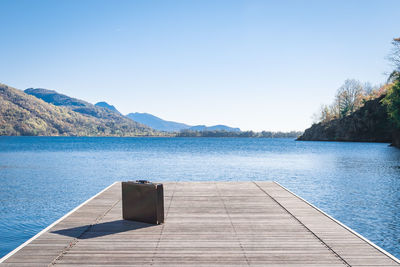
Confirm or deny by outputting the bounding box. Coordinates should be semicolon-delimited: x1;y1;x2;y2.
382;81;400;128
313;79;383;124
335;79;364;118
387;37;400;83
313;104;336;124
381;37;400;129
389;37;400;71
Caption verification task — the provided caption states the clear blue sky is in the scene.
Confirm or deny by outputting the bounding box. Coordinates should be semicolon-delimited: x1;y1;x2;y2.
1;0;399;131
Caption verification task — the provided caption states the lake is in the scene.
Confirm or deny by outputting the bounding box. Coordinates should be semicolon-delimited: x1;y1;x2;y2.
0;136;399;258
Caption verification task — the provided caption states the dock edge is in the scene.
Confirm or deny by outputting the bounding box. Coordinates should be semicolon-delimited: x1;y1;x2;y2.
274;181;400;264
0;181;119;263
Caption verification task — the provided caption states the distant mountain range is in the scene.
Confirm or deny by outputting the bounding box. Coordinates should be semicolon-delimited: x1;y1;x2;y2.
126;112;190;132
126;112;240;132
91;101;241;132
0;83;241;136
188;125;240;132
0;84;158;136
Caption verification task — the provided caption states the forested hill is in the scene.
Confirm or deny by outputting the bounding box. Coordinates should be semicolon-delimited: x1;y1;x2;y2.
25;88;135;125
0;84;158;136
297;96;394;142
298;37;400;147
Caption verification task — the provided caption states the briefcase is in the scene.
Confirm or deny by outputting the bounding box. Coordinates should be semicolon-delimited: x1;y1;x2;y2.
121;180;164;224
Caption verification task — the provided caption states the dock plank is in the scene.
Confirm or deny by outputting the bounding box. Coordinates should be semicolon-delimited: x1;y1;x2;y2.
1;181;398;266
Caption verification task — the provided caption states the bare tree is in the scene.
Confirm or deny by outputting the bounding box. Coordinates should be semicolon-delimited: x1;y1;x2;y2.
312;103;339;124
362;82;375;95
389;38;400;71
388;37;400;83
314;79;385;124
335;79;364;118
313;37;400;124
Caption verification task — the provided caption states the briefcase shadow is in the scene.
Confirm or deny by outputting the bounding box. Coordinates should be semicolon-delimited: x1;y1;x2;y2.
51;219;157;239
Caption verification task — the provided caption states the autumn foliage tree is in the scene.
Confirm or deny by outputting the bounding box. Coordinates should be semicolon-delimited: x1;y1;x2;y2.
313;37;400;132
335;79;364;118
314;79;377;123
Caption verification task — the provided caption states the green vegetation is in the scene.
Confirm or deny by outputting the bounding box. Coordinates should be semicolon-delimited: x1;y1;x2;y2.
382;80;400;128
176;130;302;138
313;79;386;124
297;95;393;142
382;38;400;129
312;38;400;125
299;37;400;146
0;84;162;136
311;37;400;127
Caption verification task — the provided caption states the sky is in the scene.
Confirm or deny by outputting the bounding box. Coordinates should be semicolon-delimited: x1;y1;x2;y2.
0;0;399;131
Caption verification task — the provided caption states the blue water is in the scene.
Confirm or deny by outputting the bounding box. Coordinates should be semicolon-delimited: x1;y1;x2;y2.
0;137;399;259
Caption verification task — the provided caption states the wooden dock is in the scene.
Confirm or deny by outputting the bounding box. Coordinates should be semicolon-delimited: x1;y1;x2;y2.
1;182;399;266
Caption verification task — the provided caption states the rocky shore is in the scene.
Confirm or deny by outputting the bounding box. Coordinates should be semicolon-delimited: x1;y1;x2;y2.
297;96;397;145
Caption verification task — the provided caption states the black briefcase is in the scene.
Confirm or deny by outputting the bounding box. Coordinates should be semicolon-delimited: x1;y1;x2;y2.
121;180;164;224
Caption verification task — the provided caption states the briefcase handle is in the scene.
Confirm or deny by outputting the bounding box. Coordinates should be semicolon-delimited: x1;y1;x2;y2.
136;180;150;184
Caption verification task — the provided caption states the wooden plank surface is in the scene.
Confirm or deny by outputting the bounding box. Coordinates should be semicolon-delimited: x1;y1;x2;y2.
0;182;399;266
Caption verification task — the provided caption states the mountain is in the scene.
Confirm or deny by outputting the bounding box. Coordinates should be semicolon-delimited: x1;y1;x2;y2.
95;101;121;114
24;88;156;134
126;112;240;132
297;96;394;142
0;83;158;136
25;88;119;119
1;84;240;136
188;125;240;132
126;112;190;132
